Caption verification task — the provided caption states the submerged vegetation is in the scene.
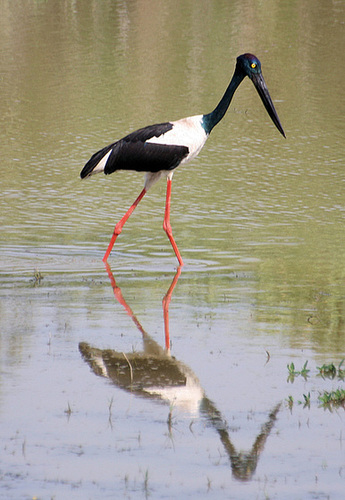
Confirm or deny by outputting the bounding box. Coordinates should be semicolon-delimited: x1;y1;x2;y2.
317;360;345;380
32;268;44;286
286;360;345;411
318;389;345;409
287;361;310;382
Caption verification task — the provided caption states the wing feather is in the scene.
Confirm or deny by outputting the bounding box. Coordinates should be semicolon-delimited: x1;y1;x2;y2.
80;122;189;178
104;141;189;174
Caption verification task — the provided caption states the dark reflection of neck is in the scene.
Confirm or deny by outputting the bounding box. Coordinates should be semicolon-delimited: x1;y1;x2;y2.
79;263;281;481
200;398;281;481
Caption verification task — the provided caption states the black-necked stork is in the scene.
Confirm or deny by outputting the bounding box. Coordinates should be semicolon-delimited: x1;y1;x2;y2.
81;53;285;266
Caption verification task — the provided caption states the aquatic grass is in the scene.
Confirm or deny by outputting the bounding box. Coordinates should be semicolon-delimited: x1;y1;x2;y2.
338;360;345;380
297;393;311;409
287;361;310;383
286;360;345;411
143;469;150;499
317;362;337;379
287;362;297;383
287;395;294;411
64;401;72;418
108;396;114;429
317;359;345;380
32;268;44;286
318;389;345;410
287;388;345;411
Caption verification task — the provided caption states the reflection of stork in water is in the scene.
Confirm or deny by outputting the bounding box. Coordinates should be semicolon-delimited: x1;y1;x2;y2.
79;263;281;481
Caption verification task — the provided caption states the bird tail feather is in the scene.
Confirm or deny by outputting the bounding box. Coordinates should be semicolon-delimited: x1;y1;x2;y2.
80;142;115;179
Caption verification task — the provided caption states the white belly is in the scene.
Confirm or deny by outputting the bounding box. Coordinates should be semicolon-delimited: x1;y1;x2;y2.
146;114;209;164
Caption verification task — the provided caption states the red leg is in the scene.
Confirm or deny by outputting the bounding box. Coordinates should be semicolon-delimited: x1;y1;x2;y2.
104;261;147;336
103;188;147;262
162;266;182;351
163;178;184;266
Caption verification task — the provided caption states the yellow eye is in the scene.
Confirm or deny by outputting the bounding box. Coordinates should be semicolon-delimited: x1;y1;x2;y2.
251;62;257;69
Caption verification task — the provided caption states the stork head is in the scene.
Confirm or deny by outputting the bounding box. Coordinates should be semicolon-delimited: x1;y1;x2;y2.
236;53;285;138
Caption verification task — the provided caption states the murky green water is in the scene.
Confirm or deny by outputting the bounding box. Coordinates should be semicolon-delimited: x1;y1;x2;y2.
1;1;344;498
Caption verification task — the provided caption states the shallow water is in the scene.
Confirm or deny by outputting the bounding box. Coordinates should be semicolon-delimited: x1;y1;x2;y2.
1;1;345;499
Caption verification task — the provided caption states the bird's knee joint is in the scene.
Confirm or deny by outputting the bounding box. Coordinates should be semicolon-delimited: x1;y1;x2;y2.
163;220;172;234
114;222;123;235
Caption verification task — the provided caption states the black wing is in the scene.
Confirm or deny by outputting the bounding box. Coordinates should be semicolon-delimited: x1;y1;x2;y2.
81;122;189;179
121;122;174;142
104;140;189;174
80;142;115;178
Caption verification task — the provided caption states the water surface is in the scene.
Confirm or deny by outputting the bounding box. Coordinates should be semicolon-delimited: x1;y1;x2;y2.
1;1;345;499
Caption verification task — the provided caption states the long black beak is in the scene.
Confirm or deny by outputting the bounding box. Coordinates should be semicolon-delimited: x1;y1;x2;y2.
251;73;285;138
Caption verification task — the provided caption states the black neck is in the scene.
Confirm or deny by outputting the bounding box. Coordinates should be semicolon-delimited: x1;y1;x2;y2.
202;70;245;135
